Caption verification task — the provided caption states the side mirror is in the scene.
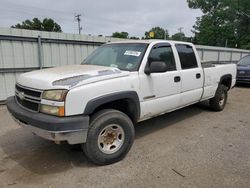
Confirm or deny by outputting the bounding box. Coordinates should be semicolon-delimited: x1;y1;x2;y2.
145;61;167;74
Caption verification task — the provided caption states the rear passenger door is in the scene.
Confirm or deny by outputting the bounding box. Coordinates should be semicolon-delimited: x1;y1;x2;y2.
175;44;203;106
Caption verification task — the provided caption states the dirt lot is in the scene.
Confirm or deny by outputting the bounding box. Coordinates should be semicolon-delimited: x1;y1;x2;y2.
0;86;249;188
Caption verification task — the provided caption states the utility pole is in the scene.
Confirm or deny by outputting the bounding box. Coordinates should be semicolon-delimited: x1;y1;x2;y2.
75;14;82;34
178;27;184;41
164;29;168;40
178;27;184;33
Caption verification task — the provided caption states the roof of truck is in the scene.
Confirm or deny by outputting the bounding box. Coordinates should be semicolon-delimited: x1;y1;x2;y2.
108;39;193;46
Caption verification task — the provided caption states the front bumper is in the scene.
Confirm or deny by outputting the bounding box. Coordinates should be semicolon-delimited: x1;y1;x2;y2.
236;75;250;83
6;96;89;144
236;77;250;84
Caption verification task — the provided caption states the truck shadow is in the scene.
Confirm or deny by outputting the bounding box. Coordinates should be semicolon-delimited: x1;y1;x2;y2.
0;102;210;176
135;102;209;139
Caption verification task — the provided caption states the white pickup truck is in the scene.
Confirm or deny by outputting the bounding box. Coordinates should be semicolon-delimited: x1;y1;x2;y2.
7;40;236;165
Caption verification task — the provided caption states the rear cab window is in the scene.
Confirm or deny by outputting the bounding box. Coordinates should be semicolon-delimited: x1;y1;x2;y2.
175;44;198;69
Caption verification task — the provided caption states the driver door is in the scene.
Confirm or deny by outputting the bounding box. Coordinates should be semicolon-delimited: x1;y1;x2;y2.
139;43;181;119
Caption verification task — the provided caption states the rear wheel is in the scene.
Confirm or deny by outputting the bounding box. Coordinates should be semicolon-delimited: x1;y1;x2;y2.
83;109;135;165
209;84;228;111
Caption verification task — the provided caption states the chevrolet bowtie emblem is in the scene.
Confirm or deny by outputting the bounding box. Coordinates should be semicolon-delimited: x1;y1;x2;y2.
18;92;25;100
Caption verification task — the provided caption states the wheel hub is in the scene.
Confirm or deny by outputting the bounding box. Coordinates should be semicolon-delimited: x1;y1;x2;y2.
98;124;125;154
103;131;117;145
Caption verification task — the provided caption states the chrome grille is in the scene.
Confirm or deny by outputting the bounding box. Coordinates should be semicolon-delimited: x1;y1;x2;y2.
15;84;42;112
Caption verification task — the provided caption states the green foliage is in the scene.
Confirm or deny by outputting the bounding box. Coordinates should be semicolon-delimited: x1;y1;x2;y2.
12;18;62;32
145;27;169;39
171;32;186;41
112;32;129;39
130;36;140;40
111;32;140;40
171;32;193;42
188;0;250;49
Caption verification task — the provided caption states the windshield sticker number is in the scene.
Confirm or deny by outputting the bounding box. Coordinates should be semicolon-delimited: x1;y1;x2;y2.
124;50;141;57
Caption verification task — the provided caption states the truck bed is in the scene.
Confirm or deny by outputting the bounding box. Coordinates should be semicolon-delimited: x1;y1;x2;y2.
201;62;237;100
202;61;237;68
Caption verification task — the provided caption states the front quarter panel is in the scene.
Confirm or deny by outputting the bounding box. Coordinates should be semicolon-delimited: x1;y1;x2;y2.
65;72;140;116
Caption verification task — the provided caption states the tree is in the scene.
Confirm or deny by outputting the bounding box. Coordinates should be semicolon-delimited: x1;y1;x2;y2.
187;0;250;49
171;32;186;41
192;14;236;47
171;32;193;42
12;18;62;32
112;32;129;39
130;36;140;40
145;27;169;39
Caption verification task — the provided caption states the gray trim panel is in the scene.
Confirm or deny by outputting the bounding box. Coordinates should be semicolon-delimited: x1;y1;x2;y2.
7;96;89;132
84;91;141;121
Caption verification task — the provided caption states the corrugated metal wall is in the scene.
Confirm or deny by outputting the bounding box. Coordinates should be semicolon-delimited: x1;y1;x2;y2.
0;28;124;101
196;45;250;62
1;27;250;101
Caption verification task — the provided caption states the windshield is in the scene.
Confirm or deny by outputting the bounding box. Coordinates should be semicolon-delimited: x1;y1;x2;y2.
82;43;148;71
238;55;250;66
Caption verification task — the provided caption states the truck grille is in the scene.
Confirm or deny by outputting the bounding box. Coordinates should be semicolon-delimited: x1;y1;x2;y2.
237;70;250;76
15;84;42;112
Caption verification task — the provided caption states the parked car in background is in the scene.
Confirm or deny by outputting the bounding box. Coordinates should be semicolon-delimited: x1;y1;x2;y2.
236;55;250;84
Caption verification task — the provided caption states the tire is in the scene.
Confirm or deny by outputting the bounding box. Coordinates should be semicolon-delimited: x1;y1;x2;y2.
83;109;135;165
209;84;228;111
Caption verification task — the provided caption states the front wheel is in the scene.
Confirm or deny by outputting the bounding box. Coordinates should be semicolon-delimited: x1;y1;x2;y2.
83;109;135;165
209;84;228;111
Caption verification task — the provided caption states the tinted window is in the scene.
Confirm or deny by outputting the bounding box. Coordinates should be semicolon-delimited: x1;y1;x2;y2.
148;46;176;71
176;44;198;69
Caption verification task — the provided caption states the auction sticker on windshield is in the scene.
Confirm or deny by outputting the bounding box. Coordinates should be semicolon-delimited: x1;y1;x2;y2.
124;50;141;57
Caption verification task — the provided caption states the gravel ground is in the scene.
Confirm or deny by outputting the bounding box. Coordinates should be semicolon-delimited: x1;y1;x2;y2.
0;86;249;188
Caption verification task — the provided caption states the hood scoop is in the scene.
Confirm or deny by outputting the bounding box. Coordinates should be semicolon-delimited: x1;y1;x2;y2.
52;69;122;87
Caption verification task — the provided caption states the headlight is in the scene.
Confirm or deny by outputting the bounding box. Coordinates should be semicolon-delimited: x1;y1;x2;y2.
40;104;65;116
42;90;68;101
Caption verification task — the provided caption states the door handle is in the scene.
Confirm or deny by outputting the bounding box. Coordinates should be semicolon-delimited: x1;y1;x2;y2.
174;76;181;82
196;73;201;79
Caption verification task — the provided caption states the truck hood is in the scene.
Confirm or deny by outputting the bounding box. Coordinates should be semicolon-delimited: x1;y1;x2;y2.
17;65;129;90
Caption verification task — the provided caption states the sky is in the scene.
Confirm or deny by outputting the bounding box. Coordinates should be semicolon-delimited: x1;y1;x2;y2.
0;0;202;38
